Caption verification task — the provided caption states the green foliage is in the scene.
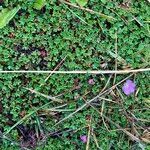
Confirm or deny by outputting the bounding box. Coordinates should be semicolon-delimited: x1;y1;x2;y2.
76;0;88;6
0;0;149;149
100;0;107;4
0;6;20;29
34;0;46;10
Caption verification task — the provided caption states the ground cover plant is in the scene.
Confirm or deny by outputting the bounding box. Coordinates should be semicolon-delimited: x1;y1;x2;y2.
0;0;150;149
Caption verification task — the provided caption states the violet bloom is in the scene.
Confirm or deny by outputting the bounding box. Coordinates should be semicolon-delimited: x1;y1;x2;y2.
88;79;95;85
40;49;47;58
122;80;136;95
80;135;87;143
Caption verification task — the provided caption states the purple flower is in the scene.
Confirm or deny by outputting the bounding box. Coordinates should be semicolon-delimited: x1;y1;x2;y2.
122;80;136;95
88;79;95;85
40;49;47;58
80;135;87;143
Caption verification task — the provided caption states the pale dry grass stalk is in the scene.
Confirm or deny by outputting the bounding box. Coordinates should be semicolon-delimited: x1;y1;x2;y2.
24;88;63;103
45;56;67;82
113;32;118;85
59;0;115;20
0;68;150;74
54;74;134;126
86;117;92;150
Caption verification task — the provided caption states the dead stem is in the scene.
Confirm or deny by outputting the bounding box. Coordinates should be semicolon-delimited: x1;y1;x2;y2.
113;32;118;85
59;0;115;20
54;74;134;126
44;56;67;82
0;68;150;74
86;116;92;150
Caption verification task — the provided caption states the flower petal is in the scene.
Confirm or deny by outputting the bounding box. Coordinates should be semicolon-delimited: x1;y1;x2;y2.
122;80;136;95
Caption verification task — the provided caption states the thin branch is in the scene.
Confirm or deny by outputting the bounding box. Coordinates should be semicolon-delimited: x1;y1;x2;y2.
63;4;91;26
101;100;109;131
113;32;118;84
0;68;150;74
45;56;67;82
86;117;92;150
103;115;141;143
92;132;102;149
80;95;142;143
24;88;63;103
59;0;115;20
54;74;134;126
4;101;53;135
100;75;112;93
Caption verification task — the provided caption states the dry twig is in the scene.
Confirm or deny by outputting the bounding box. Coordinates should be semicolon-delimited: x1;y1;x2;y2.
0;68;150;74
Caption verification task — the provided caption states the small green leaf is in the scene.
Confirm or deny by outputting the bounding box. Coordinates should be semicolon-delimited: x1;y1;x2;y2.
0;6;20;29
76;0;88;7
34;0;46;10
101;0;107;4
